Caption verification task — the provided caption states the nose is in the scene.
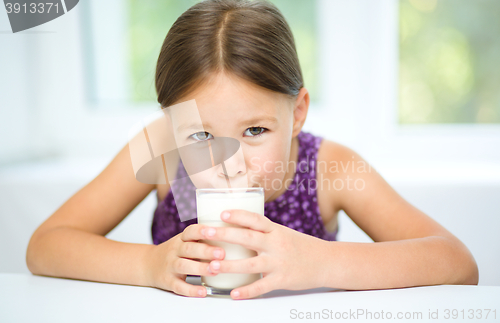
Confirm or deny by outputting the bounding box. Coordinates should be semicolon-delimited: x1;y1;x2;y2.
218;146;247;178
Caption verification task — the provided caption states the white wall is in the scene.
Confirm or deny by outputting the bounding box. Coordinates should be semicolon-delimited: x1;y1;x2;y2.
0;9;38;162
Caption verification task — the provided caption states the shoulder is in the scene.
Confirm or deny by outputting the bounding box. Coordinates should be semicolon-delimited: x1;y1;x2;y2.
316;138;376;207
316;138;376;187
317;138;366;171
314;136;461;243
314;138;353;211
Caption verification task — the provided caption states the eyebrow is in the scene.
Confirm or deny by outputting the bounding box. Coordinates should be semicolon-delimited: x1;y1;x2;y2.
238;116;278;126
177;123;210;132
177;116;278;132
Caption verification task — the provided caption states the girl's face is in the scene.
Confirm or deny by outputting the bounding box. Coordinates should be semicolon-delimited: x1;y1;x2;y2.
170;72;308;202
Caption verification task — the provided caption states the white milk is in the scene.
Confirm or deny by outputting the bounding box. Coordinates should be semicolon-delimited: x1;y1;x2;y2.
196;190;263;290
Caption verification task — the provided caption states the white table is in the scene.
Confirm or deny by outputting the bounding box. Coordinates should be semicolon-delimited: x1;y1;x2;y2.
1;274;498;323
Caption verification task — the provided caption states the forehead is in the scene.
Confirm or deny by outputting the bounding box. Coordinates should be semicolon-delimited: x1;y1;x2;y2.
179;72;293;118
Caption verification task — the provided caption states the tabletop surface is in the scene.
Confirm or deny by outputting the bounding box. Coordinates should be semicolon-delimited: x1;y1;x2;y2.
1;273;499;323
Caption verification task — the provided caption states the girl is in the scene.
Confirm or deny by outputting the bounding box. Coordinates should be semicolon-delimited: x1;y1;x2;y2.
26;0;478;300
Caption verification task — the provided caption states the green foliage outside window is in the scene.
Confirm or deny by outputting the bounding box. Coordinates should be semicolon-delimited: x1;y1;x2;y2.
399;0;500;123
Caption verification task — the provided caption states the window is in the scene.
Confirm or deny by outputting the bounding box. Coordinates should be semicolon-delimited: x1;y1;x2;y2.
127;0;194;103
76;0;500;163
399;0;500;124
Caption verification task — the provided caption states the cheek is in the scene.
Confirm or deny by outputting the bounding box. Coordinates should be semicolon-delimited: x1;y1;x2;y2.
244;130;292;187
247;149;288;183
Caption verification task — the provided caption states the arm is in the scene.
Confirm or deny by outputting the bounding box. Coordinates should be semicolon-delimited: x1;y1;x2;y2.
317;142;479;289
185;142;478;299
27;123;218;298
26;142;157;287
319;237;477;290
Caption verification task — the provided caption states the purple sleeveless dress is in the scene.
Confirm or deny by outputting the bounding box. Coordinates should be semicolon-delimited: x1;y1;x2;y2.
151;131;338;245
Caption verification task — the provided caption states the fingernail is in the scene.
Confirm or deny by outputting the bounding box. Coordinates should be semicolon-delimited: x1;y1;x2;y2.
213;249;221;259
198;289;204;296
212;261;220;270
221;211;230;220
207;265;212;274
207;228;216;237
232;290;240;298
201;228;205;236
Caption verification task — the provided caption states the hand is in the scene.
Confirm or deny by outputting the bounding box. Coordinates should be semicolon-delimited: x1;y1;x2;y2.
144;224;225;297
202;210;329;299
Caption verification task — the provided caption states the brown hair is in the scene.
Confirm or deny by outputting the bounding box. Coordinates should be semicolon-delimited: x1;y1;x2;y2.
155;0;304;108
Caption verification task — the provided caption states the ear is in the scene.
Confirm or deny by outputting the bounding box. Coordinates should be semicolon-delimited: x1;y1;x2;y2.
291;87;310;137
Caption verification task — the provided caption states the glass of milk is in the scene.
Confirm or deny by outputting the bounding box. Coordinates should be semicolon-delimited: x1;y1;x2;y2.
196;187;264;296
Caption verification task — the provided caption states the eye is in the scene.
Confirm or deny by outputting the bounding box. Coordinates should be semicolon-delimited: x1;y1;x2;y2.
189;131;213;141
244;127;267;137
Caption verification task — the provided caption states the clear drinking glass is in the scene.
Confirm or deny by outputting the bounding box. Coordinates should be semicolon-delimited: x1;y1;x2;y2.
196;187;264;296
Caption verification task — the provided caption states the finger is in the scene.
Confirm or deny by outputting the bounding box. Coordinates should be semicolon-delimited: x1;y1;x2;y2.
221;209;274;233
202;226;265;252
209;256;267;274
177;241;225;261
173;257;218;277
230;275;275;300
180;224;209;242
170;277;207;298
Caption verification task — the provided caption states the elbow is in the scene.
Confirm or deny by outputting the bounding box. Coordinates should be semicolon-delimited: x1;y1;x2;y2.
461;255;479;285
26;232;42;275
456;244;479;286
443;236;479;285
26;238;37;274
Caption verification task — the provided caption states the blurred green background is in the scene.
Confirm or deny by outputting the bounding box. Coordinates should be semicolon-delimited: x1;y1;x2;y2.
399;0;500;124
126;0;500;124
